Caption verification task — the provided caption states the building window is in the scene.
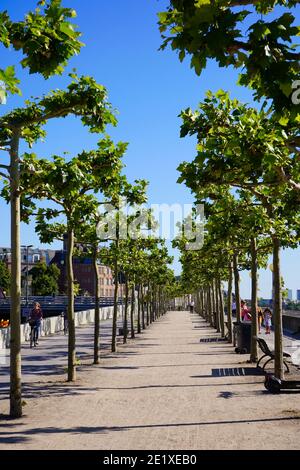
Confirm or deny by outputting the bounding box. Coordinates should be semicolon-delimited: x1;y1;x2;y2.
33;254;40;263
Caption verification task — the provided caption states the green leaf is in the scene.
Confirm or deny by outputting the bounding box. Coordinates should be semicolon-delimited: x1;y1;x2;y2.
179;50;185;62
278;116;289;126
279;82;292;98
59;22;77;38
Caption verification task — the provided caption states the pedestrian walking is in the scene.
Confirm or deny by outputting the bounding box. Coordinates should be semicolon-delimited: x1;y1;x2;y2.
28;301;43;347
257;307;263;333
232;299;236;318
189;300;195;313
263;308;272;334
241;300;251;321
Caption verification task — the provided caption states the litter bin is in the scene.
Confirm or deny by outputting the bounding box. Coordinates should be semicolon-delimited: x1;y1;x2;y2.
118;327;130;336
233;321;252;354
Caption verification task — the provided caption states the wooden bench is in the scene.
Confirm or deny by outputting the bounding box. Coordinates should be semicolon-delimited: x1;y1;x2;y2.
254;336;291;373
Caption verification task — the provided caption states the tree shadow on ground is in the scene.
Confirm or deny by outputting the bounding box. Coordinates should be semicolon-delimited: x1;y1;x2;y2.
193;326;213;329
140;351;201;355
195;352;235;356
0;415;299;445
219;389;300;398
218;390;266;399
117;362;240;369
5;382;103;401
128;343;161;348
96;381;264;390
100;366;139;370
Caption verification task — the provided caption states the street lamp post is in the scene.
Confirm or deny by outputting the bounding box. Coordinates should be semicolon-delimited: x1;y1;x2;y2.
21;245;33;306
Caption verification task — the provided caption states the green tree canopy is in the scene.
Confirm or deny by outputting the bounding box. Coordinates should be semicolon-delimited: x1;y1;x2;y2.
0;260;10;292
0;0;83;96
30;262;60;296
159;0;300;124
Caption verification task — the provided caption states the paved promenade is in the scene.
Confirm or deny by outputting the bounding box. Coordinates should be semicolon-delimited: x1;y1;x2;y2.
0;311;300;450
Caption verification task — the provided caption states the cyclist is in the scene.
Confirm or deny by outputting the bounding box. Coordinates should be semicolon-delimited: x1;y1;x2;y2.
28;302;43;347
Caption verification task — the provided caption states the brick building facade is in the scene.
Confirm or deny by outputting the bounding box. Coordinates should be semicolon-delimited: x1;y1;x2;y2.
50;238;115;297
0;244;115;298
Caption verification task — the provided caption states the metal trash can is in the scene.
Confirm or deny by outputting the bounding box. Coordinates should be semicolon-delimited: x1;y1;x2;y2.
118;327;130;336
233;321;251;354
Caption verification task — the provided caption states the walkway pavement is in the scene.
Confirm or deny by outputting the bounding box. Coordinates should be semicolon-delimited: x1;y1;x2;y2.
0;311;300;450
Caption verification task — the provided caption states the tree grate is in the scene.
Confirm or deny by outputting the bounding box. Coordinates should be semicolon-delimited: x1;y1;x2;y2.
211;367;264;377
199;337;226;343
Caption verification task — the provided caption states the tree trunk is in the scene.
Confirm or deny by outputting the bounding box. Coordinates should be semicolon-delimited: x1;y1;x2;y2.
146;284;150;326
204;289;208;320
215;280;220;332
130;284;135;339
218;278;225;338
153;286;157;321
250;237;258;363
66;228;76;382
9;130;22;418
150;284;155;323
195;290;199;315
208;286;213;326
111;244;119;353
201;289;205;318
93;247;100;365
137;284;141;334
211;282;216;328
141;285;146;329
158;286;161;318
273;236;284;380
123;277;129;344
158;286;163;316
227;262;233;343
233;253;241;322
149;285;153;323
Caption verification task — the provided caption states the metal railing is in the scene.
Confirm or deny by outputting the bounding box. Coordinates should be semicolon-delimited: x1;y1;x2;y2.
0;296;125;307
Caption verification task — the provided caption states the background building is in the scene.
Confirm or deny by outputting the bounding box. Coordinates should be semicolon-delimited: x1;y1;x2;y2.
0;243;116;298
0;247;56;267
297;290;300;302
50;237;115;297
0;246;56;296
287;289;293;301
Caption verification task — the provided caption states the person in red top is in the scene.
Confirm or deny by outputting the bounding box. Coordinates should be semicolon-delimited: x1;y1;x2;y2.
28;302;43;347
241;300;251;322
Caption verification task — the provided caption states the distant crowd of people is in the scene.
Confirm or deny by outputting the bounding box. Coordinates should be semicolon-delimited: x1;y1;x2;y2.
188;296;273;334
235;299;272;334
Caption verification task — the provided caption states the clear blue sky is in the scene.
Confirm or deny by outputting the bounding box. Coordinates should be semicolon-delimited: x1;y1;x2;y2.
0;0;299;299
